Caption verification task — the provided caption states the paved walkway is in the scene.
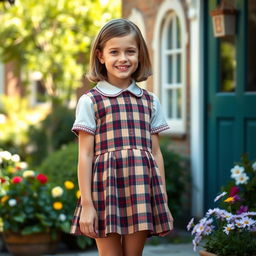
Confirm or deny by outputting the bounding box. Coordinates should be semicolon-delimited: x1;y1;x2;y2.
1;243;198;256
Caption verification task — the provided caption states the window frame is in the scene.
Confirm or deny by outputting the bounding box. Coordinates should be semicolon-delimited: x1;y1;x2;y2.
161;12;186;134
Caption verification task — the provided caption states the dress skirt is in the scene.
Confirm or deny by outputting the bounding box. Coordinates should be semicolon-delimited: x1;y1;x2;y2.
70;148;173;238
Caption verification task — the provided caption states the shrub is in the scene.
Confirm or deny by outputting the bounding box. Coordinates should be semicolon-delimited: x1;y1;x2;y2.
28;104;75;167
160;141;190;219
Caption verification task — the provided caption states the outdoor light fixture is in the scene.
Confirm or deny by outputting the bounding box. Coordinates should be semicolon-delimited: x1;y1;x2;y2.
210;0;237;37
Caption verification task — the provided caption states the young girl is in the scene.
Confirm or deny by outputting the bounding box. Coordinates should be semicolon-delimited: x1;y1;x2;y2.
70;18;173;256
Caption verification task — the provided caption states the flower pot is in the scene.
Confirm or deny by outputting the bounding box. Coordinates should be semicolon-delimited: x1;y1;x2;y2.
3;231;60;256
199;250;217;256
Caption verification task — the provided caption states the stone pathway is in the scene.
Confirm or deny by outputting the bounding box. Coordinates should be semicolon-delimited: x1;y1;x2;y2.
1;243;198;256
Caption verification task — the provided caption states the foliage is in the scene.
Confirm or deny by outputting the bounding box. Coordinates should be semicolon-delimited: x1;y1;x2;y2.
38;142;78;186
0;150;73;236
187;157;256;256
0;95;49;159
0;0;120;103
160;141;190;219
27;104;75;167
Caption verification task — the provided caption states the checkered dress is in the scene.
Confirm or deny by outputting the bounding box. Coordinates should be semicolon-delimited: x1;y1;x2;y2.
70;88;173;238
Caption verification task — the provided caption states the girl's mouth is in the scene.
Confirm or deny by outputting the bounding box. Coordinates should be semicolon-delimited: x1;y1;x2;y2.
116;65;130;71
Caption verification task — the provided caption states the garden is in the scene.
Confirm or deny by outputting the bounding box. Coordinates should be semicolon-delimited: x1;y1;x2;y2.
0;1;191;255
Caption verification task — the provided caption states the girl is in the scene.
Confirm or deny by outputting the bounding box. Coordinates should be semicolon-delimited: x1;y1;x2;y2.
70;18;173;256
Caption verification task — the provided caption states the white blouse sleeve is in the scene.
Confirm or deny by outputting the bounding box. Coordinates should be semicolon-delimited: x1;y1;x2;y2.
71;94;96;136
151;93;170;134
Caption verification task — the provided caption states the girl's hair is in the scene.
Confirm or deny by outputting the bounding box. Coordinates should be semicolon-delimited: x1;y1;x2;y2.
86;18;152;83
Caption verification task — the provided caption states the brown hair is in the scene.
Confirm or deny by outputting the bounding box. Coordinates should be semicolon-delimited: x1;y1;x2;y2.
86;19;152;83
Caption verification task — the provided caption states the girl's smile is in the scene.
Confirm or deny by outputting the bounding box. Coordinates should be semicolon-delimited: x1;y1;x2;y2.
97;33;139;89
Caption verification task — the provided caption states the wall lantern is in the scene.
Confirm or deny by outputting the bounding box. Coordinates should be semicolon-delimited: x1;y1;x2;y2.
210;0;237;37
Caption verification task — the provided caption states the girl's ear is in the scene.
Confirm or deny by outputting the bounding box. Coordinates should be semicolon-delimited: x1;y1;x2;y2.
96;50;105;64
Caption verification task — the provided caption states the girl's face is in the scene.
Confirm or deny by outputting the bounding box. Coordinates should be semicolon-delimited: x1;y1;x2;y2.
98;33;139;88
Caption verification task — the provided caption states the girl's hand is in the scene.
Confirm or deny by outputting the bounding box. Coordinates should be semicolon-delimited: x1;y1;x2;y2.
79;204;99;238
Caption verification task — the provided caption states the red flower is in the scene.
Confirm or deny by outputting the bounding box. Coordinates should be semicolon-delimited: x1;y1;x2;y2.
0;177;6;183
36;174;48;184
230;186;239;196
12;176;23;184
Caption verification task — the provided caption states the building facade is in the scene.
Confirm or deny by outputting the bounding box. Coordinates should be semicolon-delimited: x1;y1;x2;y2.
122;0;256;217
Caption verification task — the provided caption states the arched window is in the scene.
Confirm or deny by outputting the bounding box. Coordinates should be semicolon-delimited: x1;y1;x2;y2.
161;12;185;133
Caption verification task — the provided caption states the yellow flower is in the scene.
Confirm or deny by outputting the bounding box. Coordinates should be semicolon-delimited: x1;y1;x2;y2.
23;170;35;178
53;202;63;210
64;181;74;190
51;186;64;197
1;195;9;204
224;197;234;203
76;190;81;199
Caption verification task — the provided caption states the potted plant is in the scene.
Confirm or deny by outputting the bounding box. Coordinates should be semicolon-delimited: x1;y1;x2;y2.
0;150;72;256
187;156;256;256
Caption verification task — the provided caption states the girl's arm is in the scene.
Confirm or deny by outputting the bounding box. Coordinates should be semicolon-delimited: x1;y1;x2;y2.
77;131;98;237
152;134;168;202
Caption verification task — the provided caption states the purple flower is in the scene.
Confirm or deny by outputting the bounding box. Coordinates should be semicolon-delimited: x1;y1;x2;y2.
237;205;248;215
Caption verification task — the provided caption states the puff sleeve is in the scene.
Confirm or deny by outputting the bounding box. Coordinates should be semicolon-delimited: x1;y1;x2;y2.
71;94;96;136
151;93;170;134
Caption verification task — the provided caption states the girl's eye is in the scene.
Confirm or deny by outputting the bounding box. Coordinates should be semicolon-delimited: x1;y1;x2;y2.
110;51;118;54
127;50;136;54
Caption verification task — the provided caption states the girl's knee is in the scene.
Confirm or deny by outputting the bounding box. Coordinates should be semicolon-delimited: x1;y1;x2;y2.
122;230;149;256
96;233;123;256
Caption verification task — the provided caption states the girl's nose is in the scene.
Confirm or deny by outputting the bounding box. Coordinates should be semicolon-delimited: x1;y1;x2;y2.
119;53;128;62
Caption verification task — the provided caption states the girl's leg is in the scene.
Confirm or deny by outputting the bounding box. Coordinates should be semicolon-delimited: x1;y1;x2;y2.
95;233;123;256
122;230;149;256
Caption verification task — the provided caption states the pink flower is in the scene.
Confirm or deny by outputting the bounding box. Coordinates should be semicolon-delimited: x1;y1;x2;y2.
12;176;23;184
229;186;239;196
36;174;48;184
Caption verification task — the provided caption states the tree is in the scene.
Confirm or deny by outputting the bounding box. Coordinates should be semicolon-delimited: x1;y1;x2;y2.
0;0;120;104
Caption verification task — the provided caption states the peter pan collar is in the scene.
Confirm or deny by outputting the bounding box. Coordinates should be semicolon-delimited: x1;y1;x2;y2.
95;80;143;98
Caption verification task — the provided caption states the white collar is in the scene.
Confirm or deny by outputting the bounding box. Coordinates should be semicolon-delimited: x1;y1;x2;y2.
95;80;143;98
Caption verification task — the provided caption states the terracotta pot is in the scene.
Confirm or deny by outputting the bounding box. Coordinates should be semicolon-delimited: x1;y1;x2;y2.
199;250;217;256
3;231;60;256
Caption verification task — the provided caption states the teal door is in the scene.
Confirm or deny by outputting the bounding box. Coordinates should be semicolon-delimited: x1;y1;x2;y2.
205;0;256;209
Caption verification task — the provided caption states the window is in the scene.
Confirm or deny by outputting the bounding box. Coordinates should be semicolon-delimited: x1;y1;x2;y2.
161;12;185;133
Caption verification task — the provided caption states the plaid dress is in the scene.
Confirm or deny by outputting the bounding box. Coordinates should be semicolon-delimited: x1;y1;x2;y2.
70;86;173;238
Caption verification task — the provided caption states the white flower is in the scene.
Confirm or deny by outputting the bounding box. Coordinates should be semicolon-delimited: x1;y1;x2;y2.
252;162;256;171
203;225;214;235
235;173;249;185
23;170;35;178
51;186;64;197
240;216;256;228
235;219;244;229
8;199;17;207
11;154;20;162
0;151;12;161
223;224;235;235
214;192;227;202
187;218;194;231
59;214;66;221
231;165;244;178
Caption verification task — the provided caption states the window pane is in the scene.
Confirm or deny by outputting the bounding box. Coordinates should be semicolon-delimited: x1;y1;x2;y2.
167;55;173;83
167;19;173;49
177;53;181;83
176;17;181;48
167;90;173;118
219;37;236;92
177;88;182;118
247;0;256;91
